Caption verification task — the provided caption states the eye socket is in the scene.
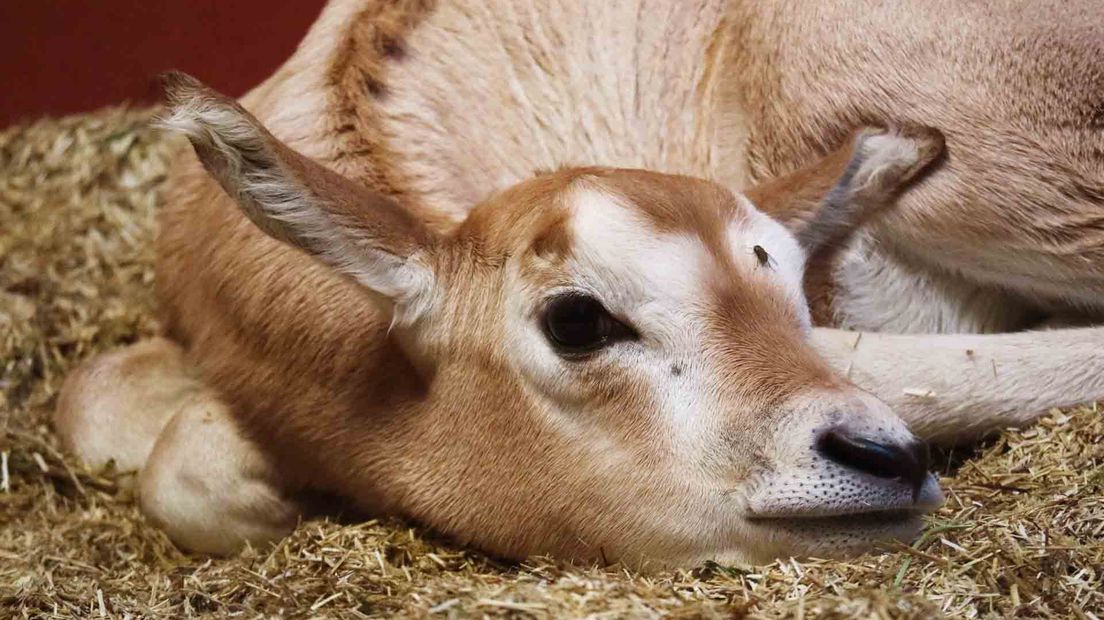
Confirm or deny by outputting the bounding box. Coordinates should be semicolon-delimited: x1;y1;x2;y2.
541;293;635;356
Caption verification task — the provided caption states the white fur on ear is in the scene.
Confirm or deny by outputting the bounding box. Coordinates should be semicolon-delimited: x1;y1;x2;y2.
157;75;319;248
847;128;934;195
353;249;437;329
157;72;438;326
798;126;943;253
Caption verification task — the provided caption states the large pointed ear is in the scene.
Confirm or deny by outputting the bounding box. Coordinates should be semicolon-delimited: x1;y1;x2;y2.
745;125;944;254
157;72;437;321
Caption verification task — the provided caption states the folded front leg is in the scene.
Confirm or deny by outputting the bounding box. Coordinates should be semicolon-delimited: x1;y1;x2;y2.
812;326;1104;444
139;390;301;555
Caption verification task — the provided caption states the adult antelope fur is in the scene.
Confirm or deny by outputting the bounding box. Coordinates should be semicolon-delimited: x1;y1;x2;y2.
56;0;1104;566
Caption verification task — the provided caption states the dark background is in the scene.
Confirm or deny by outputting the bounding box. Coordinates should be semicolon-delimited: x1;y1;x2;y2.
0;1;328;128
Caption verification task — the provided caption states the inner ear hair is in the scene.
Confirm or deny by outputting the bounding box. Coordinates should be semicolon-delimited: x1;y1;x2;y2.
157;71;432;259
746;125;945;254
156;71;437;309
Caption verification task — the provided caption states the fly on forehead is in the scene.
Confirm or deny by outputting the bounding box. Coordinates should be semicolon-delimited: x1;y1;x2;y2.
752;245;776;269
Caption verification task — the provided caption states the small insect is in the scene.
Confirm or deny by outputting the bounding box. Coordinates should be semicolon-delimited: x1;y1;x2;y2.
752;244;776;269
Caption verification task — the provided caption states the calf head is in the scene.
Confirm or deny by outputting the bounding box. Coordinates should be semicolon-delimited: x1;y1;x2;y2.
161;73;944;566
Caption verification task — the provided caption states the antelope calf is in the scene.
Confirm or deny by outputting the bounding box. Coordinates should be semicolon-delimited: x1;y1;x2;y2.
56;0;1104;566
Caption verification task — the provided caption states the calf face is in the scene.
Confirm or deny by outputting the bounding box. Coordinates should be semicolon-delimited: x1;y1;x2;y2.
160;73;943;565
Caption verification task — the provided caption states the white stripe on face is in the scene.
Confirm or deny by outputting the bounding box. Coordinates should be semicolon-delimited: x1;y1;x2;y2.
727;196;812;332
505;182;817;462
566;186;710;345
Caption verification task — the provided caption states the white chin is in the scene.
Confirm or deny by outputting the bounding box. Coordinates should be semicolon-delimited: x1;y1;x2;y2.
743;510;927;562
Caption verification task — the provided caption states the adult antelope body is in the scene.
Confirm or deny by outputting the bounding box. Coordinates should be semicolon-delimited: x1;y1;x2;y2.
56;0;1104;566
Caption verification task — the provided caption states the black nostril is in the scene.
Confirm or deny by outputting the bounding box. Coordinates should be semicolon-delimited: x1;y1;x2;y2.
816;430;930;500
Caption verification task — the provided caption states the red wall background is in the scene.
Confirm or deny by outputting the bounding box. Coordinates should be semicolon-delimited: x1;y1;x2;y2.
0;1;327;128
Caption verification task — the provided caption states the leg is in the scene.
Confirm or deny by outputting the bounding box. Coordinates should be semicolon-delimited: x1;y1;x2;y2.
54;338;200;472
812;326;1104;445
54;337;300;554
139;394;300;555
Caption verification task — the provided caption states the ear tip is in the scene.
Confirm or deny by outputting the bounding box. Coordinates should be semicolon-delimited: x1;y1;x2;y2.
153;74;202;138
896;125;945;174
154;71;247;141
158;71;237;115
158;70;206;106
898;124;945;156
853;123;946;173
880;124;945;157
855;123;944;146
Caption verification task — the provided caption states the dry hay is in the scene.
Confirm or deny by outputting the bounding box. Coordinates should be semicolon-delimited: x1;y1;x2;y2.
1;106;1102;619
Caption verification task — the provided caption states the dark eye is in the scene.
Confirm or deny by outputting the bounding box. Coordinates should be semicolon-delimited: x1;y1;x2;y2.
541;294;634;356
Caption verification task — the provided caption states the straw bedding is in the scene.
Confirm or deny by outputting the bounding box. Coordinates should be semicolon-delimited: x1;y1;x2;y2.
1;106;1101;619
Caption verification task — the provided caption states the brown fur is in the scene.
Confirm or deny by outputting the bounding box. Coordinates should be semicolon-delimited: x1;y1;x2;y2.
723;0;1104;314
154;81;923;561
60;0;1104;563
